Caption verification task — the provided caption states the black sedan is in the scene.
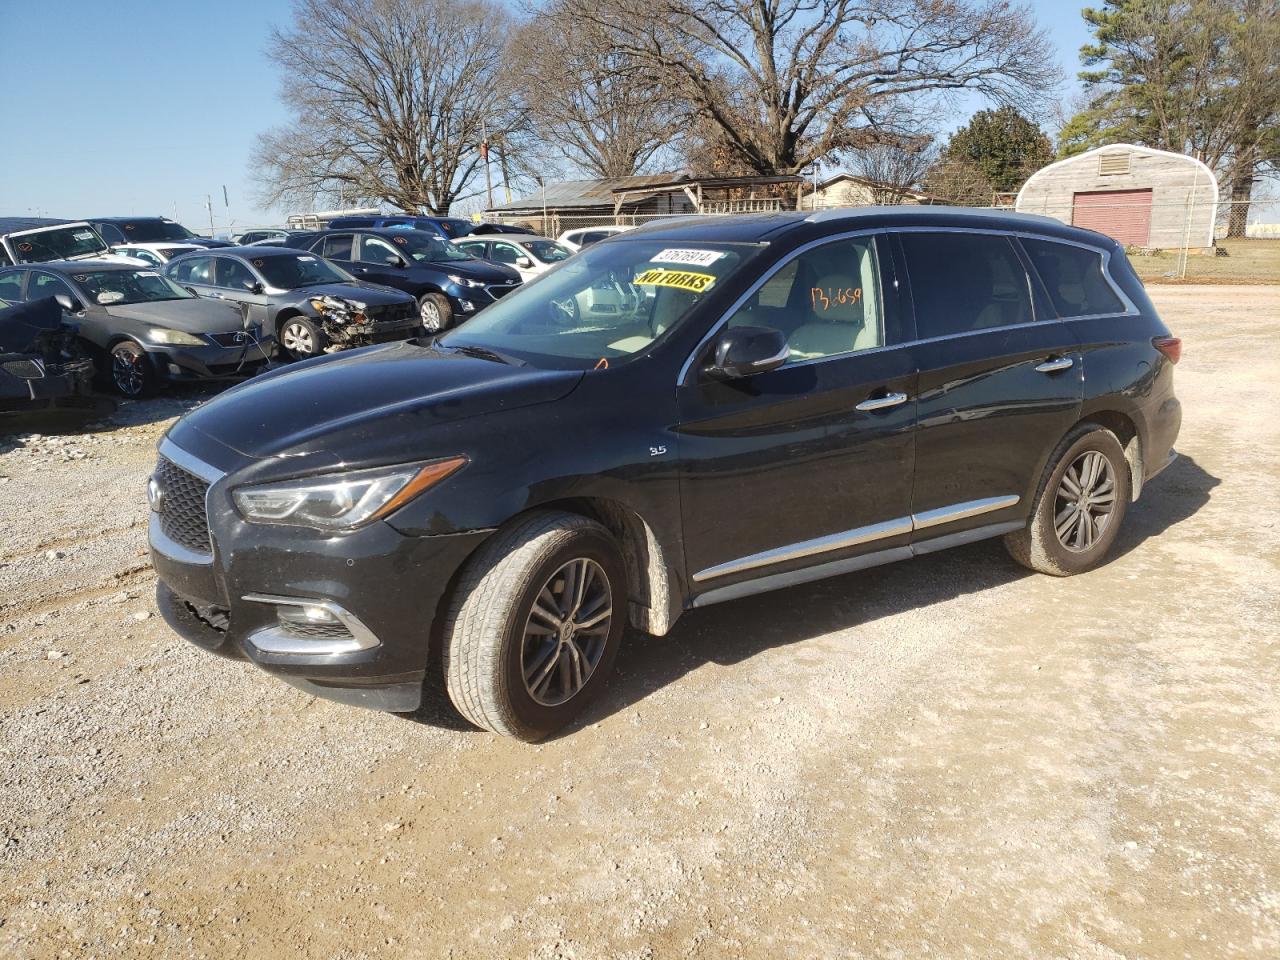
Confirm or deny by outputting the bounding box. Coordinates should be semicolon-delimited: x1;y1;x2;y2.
0;262;270;397
164;246;420;361
299;228;521;331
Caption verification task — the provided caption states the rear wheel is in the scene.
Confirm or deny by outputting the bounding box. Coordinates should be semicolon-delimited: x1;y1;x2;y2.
279;316;325;360
442;511;626;740
109;341;156;398
1005;425;1131;576
418;293;453;333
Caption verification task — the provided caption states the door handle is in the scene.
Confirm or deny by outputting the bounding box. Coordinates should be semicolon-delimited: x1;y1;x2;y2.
207;292;224;299
1035;357;1074;373
855;391;909;412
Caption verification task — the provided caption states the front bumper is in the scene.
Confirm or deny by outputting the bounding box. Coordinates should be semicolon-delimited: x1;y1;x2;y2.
148;440;490;711
144;337;275;382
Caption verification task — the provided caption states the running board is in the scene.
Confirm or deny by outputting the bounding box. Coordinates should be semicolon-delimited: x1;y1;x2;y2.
690;520;1024;609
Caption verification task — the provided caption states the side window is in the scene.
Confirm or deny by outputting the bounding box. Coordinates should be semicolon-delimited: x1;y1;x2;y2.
579;231;606;247
489;243;521;265
0;271;25;301
359;236;399;264
725;236;884;363
1021;238;1125;318
134;249;164;266
29;271;75;302
97;224;126;244
172;256;212;285
319;234;354;261
215;258;257;290
457;241;486;258
900;232;1034;339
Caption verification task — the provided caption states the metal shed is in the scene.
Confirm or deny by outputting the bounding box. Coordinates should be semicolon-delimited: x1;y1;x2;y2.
1015;144;1218;250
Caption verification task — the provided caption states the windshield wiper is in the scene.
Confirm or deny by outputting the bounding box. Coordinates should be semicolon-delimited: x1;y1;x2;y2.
446;343;523;366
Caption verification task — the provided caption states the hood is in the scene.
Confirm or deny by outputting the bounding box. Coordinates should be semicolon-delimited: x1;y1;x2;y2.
290;282;415;305
102;297;247;332
170;341;583;464
422;258;521;284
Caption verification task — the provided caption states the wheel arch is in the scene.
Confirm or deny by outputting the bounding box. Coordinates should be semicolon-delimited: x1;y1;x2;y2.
1076;408;1144;500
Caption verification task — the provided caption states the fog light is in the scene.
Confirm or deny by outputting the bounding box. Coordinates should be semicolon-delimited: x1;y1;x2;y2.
278;604;341;627
168;363;183;375
459;300;476;313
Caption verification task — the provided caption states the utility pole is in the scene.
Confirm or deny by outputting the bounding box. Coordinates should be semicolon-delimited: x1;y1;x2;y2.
481;116;494;211
206;195;215;237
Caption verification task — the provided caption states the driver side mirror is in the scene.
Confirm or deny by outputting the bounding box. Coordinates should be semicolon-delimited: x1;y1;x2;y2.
516;256;533;268
54;293;82;313
705;326;789;380
385;253;406;268
183;285;199;296
247;281;264;294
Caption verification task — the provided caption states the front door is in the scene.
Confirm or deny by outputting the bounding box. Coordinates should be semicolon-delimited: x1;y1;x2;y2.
676;234;917;599
352;234;413;293
209;256;271;329
893;230;1082;542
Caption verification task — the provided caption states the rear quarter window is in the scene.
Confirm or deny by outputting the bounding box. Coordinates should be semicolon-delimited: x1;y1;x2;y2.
1021;238;1126;317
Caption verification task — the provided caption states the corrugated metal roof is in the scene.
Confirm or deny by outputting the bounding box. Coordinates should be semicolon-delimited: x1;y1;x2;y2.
487;173;683;213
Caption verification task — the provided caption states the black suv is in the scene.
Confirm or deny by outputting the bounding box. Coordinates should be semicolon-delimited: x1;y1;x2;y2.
301;228;521;331
88;217;232;249
149;208;1181;740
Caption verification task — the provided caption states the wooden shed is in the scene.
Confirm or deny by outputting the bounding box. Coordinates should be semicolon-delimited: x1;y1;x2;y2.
1015;144;1218;250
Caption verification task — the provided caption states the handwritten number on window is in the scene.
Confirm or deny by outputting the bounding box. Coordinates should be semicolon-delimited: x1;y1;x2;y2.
810;287;861;311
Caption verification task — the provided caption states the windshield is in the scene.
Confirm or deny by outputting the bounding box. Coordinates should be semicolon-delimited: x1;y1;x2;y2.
381;232;472;263
526;240;571;264
74;269;195;305
11;225;109;263
438;240;762;369
112;220;196;242
255;253;353;289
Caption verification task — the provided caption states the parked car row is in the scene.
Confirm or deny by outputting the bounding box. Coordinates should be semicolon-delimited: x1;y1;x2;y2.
0;209;640;412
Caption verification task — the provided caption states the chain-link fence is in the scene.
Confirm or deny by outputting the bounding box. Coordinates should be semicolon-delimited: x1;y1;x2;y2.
490;196;1278;284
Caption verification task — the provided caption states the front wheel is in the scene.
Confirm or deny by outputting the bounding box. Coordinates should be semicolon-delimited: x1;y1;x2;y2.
418;293;453;333
279;316;325;361
110;341;156;398
1005;425;1131;576
442;511;627;740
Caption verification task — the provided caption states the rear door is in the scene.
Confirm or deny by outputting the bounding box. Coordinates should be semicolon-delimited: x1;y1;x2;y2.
676;233;918;598
894;230;1082;543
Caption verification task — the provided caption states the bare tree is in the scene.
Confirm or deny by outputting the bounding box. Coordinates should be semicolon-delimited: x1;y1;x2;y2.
252;0;519;215
850;140;937;202
555;0;1060;176
513;12;680;178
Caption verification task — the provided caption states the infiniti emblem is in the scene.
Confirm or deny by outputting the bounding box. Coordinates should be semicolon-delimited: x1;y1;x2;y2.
147;477;164;513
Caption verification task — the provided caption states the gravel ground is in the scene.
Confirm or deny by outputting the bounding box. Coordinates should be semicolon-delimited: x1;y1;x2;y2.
1;285;1277;959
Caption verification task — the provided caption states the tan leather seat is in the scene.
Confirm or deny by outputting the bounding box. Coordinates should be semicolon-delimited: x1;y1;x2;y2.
788;271;876;360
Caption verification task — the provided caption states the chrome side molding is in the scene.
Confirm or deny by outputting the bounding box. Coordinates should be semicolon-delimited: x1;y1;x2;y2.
692;494;1021;583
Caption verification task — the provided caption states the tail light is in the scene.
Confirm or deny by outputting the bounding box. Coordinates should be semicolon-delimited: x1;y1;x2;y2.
1153;336;1181;364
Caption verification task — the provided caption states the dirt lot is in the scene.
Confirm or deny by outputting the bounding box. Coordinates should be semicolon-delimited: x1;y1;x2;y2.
2;285;1277;959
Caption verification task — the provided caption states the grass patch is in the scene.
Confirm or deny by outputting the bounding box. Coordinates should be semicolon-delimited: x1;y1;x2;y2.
1131;238;1280;284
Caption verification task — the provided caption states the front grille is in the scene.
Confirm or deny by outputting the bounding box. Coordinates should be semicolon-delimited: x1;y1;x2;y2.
208;331;248;347
154;456;212;554
2;359;44;379
486;283;520;300
365;303;415;324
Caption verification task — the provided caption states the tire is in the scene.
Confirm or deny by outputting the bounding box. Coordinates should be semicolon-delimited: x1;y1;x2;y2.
442;511;627;740
279;316;325;361
109;341;156;398
1004;424;1131;576
418;293;453;333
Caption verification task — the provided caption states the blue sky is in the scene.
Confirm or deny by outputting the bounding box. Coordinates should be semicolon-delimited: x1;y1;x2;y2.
0;1;1092;232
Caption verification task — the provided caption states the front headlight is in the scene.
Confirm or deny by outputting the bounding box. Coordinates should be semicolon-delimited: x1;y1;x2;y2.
147;327;206;346
232;457;467;530
448;275;486;289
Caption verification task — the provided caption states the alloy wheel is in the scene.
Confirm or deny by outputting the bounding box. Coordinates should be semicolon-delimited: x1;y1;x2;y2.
1054;450;1116;552
112;350;144;396
420;298;443;332
281;321;314;356
521;558;613;706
